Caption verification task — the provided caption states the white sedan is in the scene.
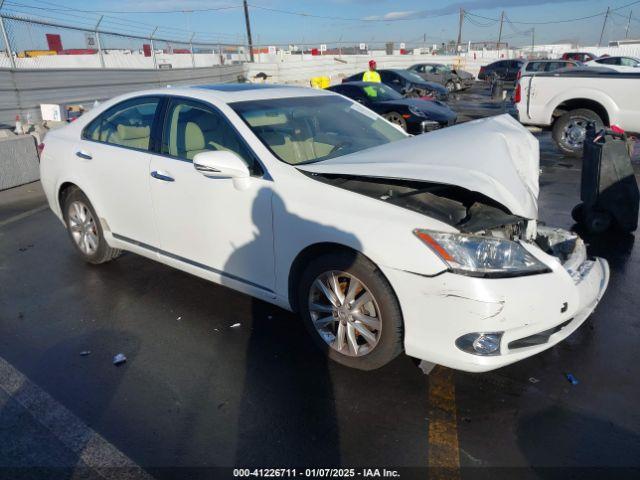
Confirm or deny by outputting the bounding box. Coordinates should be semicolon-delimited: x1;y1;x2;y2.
585;55;640;72
40;84;609;372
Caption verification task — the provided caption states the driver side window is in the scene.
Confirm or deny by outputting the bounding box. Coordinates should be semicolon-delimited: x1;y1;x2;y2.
161;99;259;173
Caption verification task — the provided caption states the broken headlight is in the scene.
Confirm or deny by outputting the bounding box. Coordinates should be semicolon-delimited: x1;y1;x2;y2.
414;229;551;277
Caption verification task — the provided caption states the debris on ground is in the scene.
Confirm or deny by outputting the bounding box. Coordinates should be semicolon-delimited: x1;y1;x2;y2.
528;377;539;384
80;350;91;356
177;316;182;321
230;323;241;328
565;373;579;385
418;360;436;375
112;353;127;366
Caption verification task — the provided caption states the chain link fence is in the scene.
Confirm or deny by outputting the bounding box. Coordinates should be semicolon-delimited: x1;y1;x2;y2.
0;13;249;70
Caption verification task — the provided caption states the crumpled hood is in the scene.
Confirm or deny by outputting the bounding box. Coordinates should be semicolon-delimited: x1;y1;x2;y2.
298;114;540;219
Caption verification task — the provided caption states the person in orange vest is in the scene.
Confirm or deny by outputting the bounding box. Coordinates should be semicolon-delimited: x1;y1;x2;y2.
362;60;381;82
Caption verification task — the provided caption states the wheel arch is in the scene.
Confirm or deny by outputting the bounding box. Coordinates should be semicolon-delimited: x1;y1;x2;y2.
551;98;611;126
57;181;102;228
287;242;397;314
58;181;79;212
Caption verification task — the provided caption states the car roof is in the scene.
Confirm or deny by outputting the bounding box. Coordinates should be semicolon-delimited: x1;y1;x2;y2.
94;84;335;108
595;55;639;60
335;81;379;87
382;69;421;78
524;59;575;63
188;83;334;102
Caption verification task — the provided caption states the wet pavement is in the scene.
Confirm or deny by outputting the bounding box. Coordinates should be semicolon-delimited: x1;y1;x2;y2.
1;83;639;479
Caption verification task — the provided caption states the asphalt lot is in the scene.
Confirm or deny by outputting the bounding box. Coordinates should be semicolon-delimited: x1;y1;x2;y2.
1;84;639;479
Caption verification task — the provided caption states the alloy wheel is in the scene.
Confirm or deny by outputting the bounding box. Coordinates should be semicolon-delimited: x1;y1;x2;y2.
561;117;590;149
68;201;99;255
308;271;382;357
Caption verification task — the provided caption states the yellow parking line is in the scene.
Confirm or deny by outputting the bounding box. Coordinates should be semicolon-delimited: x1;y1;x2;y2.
427;366;461;479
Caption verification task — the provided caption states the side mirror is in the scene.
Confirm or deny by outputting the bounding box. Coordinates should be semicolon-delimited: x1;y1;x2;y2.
193;150;250;179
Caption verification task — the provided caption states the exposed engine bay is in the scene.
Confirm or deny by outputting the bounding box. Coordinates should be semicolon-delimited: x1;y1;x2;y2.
310;173;584;272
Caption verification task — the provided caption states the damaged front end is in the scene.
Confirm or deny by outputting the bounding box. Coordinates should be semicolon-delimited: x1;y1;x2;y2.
308;173;595;282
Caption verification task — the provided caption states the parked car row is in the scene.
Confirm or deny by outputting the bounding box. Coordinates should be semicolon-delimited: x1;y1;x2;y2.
480;54;640;86
327;82;456;134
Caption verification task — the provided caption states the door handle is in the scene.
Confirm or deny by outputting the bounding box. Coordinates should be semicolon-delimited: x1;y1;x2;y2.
76;151;92;160
151;171;175;182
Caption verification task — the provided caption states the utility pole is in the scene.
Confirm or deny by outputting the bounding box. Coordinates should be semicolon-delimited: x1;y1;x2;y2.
456;8;464;54
0;0;16;69
95;15;105;68
626;10;633;38
599;6;610;47
497;11;504;50
243;0;254;62
531;27;535;55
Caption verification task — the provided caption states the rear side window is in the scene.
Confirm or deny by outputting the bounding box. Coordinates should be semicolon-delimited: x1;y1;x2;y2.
82;97;160;152
526;62;545;72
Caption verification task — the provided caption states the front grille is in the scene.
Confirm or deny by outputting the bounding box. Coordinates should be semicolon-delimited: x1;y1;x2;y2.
508;319;573;350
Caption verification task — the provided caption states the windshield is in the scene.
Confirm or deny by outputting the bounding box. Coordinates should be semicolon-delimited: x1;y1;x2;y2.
398;70;426;83
232;96;407;165
360;84;403;101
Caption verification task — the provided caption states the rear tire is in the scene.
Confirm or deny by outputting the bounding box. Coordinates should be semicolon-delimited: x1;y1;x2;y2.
62;187;121;264
552;109;604;158
297;251;404;371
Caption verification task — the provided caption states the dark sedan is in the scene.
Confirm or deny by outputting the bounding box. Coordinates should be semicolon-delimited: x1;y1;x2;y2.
343;69;449;101
478;59;524;83
328;82;457;134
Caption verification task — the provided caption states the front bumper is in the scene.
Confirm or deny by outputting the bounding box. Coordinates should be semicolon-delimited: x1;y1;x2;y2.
381;231;609;372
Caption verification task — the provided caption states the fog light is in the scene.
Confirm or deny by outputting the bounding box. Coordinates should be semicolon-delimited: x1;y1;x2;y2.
455;332;503;356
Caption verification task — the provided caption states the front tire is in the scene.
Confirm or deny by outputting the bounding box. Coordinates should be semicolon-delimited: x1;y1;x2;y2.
62;188;121;264
298;251;404;370
383;112;408;131
552;109;604;158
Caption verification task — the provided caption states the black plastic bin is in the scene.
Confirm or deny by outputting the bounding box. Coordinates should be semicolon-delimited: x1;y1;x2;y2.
572;124;639;233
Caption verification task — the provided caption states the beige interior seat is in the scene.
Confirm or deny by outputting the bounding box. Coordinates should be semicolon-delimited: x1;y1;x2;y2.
181;122;208;160
105;124;150;150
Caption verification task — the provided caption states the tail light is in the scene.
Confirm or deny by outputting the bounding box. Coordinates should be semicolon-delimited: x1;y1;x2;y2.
37;142;45;159
421;95;434;101
514;83;521;103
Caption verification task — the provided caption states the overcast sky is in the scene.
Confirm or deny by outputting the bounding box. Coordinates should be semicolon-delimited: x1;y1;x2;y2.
4;0;638;46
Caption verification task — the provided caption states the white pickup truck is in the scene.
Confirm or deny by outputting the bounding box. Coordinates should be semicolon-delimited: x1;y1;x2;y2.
515;68;640;156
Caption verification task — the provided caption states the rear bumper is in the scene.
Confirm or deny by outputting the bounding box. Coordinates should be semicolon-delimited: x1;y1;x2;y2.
381;232;609;372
